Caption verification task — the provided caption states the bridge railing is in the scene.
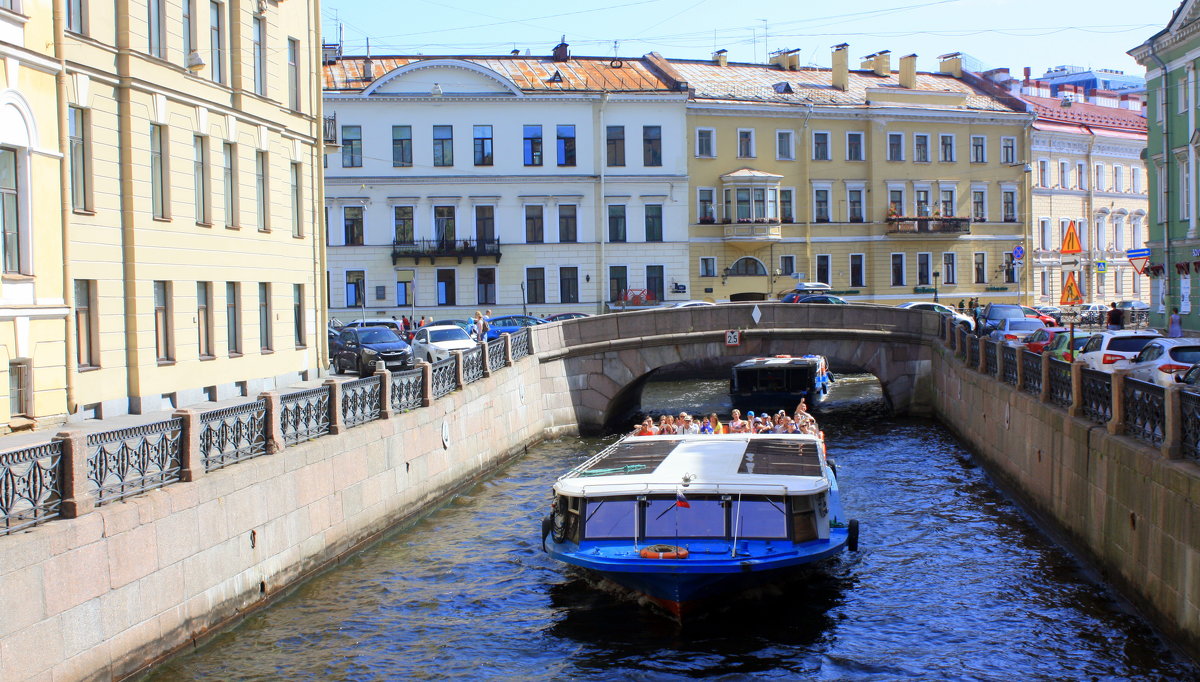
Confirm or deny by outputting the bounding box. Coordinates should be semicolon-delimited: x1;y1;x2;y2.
0;332;534;538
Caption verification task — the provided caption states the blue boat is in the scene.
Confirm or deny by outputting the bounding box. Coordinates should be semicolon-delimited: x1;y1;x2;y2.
730;355;834;413
541;431;858;618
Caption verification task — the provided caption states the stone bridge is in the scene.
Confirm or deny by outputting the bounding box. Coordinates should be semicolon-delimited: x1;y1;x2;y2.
531;303;945;433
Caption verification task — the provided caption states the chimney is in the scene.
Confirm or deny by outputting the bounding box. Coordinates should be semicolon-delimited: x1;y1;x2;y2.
831;43;849;91
552;36;570;63
860;53;876;70
713;49;728;67
363;58;374;81
770;49;800;71
899;53;917;89
789;51;801;71
872;50;891;77
1023;66;1031;80
938;52;962;78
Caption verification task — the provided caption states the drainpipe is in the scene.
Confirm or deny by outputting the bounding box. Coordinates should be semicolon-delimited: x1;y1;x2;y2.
799;103;814;284
53;0;77;413
1085;133;1096;301
595;92;609;314
1150;46;1173;312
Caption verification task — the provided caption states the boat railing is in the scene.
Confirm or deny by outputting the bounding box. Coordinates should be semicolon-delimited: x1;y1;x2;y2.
575;482;803;496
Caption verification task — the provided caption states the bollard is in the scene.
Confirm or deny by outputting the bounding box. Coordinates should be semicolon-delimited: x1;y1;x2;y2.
173;408;204;480
324;378;345;434
374;362;394;419
503;332;514;367
418;359;433;407
452;350;465;389
1068;361;1085;418
1162;384;1183;459
480;340;492;377
1108;369;1127;435
258;391;284;454
54;430;94;518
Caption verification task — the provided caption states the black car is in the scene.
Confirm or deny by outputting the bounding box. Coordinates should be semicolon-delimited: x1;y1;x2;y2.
977;303;1026;336
332;326;413;376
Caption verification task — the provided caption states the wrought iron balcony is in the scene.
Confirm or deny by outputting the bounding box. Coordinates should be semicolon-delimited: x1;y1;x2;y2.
391;238;502;264
885;216;971;234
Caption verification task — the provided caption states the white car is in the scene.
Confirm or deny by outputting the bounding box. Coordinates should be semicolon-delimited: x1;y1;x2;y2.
986;318;1046;343
409;325;477;362
1077;330;1162;371
670;300;716;308
895;301;974;331
1125;339;1200;387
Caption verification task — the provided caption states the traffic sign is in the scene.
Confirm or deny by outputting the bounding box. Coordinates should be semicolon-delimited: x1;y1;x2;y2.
1060;271;1084;305
1013;245;1025;260
1060;258;1080;268
1061;221;1082;254
1096;260;1108;273
725;330;741;346
1127;248;1151;275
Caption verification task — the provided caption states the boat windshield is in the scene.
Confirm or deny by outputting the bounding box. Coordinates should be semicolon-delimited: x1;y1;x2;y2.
582;495;790;540
645;498;725;538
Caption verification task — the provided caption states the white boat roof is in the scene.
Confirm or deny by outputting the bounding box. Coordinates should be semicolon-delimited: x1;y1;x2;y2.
554;433;829;497
733;355;823;369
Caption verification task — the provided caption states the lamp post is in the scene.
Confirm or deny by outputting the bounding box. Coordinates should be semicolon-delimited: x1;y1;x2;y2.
932;270;940;303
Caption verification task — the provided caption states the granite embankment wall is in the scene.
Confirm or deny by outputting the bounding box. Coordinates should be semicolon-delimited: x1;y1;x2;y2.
0;350;553;681
932;345;1200;659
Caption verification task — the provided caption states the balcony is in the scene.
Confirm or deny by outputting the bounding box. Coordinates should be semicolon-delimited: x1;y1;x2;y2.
323;115;338;147
391;238;502;265
722;221;782;250
885;216;971;235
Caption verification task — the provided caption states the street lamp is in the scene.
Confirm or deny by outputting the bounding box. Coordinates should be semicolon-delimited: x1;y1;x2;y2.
932;270;941;303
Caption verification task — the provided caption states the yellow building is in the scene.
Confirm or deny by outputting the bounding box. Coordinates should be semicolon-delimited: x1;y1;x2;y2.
669;48;1033;306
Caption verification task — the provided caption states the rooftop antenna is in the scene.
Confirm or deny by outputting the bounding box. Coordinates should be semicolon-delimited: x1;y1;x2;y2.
761;19;768;64
612;40;619;58
366;36;371;59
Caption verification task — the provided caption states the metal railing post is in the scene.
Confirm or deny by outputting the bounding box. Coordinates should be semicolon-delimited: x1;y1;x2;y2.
324;378;345;434
54;430;94;519
375;362;394;419
258;391;284;453
1014;344;1026;387
977;337;987;373
1162;384;1183;459
174;408;203;481
1068;361;1085;418
503;332;514;366
480;340;492;377
1108;369;1127;435
1040;351;1051;403
418;360;433;407
452;350;465;388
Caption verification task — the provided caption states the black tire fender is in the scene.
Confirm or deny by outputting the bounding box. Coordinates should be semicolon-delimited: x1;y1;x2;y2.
847;518;860;552
540;515;552;551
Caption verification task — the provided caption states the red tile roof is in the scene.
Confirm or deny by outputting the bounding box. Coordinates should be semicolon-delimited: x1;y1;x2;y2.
1022;95;1146;134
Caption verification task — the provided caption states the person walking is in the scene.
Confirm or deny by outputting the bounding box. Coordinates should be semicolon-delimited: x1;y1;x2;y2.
1168;308;1183;338
1106;302;1124;331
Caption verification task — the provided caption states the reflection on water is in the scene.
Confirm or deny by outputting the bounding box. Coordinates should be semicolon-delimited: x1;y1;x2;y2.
147;376;1195;681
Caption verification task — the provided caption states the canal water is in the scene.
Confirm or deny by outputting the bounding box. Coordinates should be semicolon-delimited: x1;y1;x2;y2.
147;376;1195;680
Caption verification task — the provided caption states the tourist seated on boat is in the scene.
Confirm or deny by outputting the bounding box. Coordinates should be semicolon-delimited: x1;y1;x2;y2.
657;415;672;434
679;413;700;434
634;418;657;436
699;413;720;434
728;409;747;433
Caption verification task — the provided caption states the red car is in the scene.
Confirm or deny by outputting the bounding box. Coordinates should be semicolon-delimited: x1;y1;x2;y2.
1022;306;1056;326
1023;327;1069;354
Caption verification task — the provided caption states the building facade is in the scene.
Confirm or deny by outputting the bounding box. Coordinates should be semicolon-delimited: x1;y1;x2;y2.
322;49;691;322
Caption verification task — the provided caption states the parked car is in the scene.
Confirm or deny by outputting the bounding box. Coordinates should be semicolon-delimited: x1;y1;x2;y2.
1023;327;1069;354
1125;339;1200;387
1079;303;1110;326
1114;300;1150;311
895;301;975;331
343;318;403;333
1044;331;1092;362
409;325;478;363
428;319;476;338
483;314;547;340
670;300;717;307
1021;306;1057;326
987;318;1046;343
794;294;848;304
978;303;1027;336
777;282;833;300
1175;364;1200;388
1035;306;1063;324
1077;330;1162;371
332;326;413;376
544;312;592;322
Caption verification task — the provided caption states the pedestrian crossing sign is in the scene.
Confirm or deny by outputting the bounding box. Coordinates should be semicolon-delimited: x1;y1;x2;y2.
1096;260;1108;273
1060;221;1082;254
1060;271;1084;305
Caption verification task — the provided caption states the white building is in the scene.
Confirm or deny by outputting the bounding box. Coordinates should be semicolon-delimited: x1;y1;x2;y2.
322;46;691;322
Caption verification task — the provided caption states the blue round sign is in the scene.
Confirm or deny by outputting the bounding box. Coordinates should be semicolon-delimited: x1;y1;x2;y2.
1013;245;1025;260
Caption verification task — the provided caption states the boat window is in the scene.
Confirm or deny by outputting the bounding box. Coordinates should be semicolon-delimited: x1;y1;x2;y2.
733;497;788;538
584;498;638;538
644;497;725;538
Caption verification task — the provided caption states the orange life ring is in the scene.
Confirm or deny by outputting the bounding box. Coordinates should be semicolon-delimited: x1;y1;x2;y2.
774;354;791;358
639;544;689;559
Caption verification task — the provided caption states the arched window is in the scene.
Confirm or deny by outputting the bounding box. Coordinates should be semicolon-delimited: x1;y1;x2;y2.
729;257;767;276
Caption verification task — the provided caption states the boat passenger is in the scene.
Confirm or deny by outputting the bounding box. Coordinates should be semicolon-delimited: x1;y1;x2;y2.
728;409;746;433
681;413;701;434
658;415;675;435
635;418;657;436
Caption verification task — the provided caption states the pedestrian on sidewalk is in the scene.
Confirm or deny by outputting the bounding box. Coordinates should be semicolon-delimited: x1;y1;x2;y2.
1168;308;1183;338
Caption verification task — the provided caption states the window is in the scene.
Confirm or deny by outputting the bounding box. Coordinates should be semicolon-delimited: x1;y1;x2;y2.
149;125;169;220
887;133;903;161
1077;162;1087;190
812;132;830;160
341;125;362;167
777;130;795;160
889;188;904;217
1114;165;1125;192
605;126;626;166
1059;161;1070;188
523;125;543;166
434;206;455;245
209;1;224;83
737;129;754;158
973;252;986;284
1043;219;1056;250
222;142;237;227
433;125;453;166
779;255;795;278
258;282;272;350
68;106;90;211
972;190;986;221
67;0;85;33
1001;137;1016;164
558;267;578;304
645;204;663;242
148;0;165;58
699;257;716;277
288;38;301;110
608;205;626;242
729;257;765;276
696;128;715;157
196;282;213;358
849;254;865;288
251;17;266;96
393;126;412;167
476;268;495;305
344;271;364;308
1002;190;1016;222
1095;163;1105;191
646;265;664;302
698;188;715;222
154;280;172;361
9;361;29;417
1037;160;1049;187
290;162;304;236
914;134;929;163
970;135;985;163
813;189;830;222
940;188;955;216
394;206;414;243
474;205;494;243
643;126;662;166
225;282;240;355
75;280;97;368
891;253;905;286
193;136;210;224
917;253;931;286
1132;167;1142;194
943;253;957;284
1158;165;1168;220
293;284;305;347
525;205;544;243
915;189;931;217
255;150;268;230
609;266;627;302
558;204;577;243
846;132;863;161
816;255;831;285
343;206;363;245
848;189;863;222
781;189;794;222
939;134;955;162
473;125;493;166
557;125;576;166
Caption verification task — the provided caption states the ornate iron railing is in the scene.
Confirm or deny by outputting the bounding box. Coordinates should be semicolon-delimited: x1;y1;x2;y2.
985;341;998;376
487;337;506;370
1001;346;1018;385
968;337;979;369
0;441;62;535
391;368;424;412
1122;378;1165;446
938;314;947;339
281;386;330;445
957;329;968;361
1181;391;1200;462
432;357;457;399
1080;368;1113;425
199;400;268;472
341;375;382;428
462;346;484;385
1021;350;1042;396
511;328;531;361
87;418;183;505
1048;359;1072;408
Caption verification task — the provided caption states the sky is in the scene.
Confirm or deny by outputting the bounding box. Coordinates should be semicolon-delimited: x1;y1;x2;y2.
321;0;1183;80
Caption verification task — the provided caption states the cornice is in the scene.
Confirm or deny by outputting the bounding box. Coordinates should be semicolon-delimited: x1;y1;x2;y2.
325;173;689;185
